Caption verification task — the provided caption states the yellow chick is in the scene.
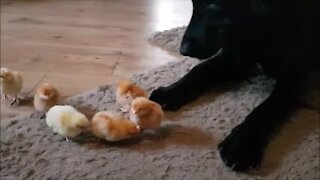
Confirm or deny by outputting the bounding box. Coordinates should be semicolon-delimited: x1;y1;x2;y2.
91;111;141;142
34;83;60;112
0;67;23;105
116;80;147;112
129;97;164;131
46;105;90;141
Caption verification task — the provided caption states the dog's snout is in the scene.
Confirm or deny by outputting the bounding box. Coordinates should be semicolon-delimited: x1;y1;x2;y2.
180;42;191;56
180;36;199;56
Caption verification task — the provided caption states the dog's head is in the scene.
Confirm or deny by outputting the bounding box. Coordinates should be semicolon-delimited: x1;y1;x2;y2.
180;0;228;59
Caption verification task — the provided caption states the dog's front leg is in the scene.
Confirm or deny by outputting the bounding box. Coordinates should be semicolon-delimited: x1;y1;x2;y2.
218;77;302;171
150;49;252;110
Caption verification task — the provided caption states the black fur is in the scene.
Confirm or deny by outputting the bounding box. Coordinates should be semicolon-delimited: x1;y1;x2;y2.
150;0;319;172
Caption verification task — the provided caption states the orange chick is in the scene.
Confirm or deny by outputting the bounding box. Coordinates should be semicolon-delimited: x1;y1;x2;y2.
129;97;164;131
34;83;60;112
116;80;147;112
91;111;141;142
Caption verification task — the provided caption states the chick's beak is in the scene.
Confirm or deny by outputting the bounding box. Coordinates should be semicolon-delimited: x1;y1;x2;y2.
131;109;137;115
136;125;143;133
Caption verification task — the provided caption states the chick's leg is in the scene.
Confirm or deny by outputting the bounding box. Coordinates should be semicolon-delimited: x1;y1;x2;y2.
155;129;163;140
149;129;162;140
1;94;8;101
10;95;20;106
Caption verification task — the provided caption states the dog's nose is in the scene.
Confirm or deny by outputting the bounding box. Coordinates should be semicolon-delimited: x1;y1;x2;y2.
180;42;191;56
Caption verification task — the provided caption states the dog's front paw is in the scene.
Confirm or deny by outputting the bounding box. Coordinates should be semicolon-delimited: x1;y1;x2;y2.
218;125;266;171
150;87;185;111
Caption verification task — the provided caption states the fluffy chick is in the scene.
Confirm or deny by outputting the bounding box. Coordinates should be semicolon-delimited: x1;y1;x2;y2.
0;67;23;105
91;111;141;142
46;105;90;141
116;80;147;112
34;83;60;112
129;97;164;131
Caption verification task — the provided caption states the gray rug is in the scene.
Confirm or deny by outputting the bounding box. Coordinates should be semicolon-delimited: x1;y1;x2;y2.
1;27;319;180
148;26;186;56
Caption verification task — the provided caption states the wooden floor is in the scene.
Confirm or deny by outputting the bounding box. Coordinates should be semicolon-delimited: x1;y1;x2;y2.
0;0;192;120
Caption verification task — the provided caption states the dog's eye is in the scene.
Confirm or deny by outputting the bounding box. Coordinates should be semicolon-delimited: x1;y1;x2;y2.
205;4;224;25
206;3;218;10
206;3;222;13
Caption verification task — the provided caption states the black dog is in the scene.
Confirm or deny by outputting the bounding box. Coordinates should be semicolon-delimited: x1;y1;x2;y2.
150;0;319;171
